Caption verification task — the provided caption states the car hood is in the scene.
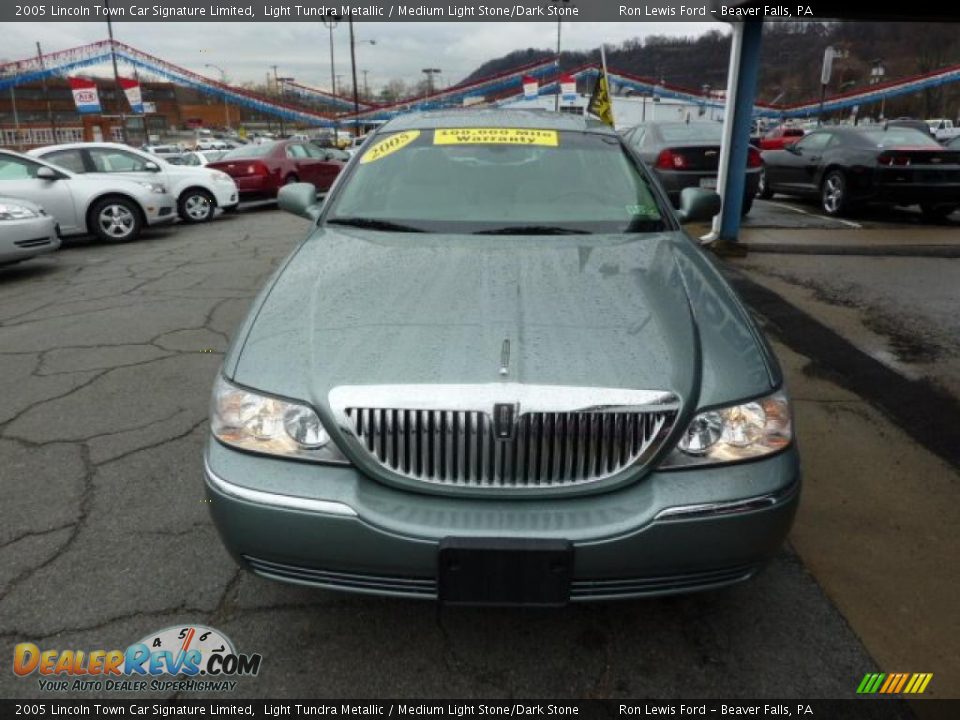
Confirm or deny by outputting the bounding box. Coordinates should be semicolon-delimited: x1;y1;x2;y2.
228;228;775;416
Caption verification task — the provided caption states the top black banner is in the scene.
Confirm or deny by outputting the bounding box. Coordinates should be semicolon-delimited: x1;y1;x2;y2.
6;1;951;24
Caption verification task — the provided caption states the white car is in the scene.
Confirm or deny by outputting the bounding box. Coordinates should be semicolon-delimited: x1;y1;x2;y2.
0;149;175;243
170;150;228;167
0;196;60;265
29;143;239;224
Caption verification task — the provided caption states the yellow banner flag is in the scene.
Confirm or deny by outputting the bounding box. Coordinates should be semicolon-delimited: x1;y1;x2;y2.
588;70;614;127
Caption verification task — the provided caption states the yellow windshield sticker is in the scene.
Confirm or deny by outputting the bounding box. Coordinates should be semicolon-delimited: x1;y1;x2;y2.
360;130;421;164
434;128;559;146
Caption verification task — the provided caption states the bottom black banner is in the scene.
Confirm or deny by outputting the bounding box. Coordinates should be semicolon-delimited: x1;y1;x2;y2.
1;700;957;720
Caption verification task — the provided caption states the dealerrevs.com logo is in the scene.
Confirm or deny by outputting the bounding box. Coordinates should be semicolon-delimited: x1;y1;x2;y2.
13;625;262;693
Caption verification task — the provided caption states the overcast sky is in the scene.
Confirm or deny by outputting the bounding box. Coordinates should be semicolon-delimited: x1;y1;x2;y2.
4;22;722;92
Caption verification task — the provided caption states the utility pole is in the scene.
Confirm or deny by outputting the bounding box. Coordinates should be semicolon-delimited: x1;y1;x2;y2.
272;64;285;137
205;63;230;130
104;0;128;144
349;16;360;131
555;21;561;112
36;42;58;143
422;68;441;95
362;70;369;101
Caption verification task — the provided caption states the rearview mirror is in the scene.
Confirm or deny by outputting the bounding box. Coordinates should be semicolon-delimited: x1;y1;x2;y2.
676;187;721;224
278;182;322;221
36;166;60;181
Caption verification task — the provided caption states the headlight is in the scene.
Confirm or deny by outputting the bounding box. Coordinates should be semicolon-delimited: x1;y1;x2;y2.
0;202;39;221
212;172;234;184
137;181;168;194
210;375;350;464
659;389;792;468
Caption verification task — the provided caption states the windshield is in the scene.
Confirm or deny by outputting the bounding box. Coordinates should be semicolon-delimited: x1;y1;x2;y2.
860;129;940;147
325;128;666;234
658;123;723;143
220;143;276;160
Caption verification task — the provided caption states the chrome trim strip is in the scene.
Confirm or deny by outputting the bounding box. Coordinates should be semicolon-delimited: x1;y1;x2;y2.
203;458;357;517
654;481;799;521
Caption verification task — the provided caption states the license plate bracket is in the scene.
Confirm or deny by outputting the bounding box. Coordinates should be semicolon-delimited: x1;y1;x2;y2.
438;538;573;606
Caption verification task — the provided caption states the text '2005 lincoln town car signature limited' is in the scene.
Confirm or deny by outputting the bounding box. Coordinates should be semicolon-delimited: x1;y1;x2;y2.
204;110;799;606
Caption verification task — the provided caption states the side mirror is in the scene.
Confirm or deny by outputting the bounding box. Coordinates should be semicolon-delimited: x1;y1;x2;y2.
278;182;322;221
143;161;161;172
676;187;721;224
36;166;60;181
786;144;801;154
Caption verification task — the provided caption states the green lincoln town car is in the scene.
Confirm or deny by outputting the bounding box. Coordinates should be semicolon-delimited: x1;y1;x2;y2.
204;109;799;605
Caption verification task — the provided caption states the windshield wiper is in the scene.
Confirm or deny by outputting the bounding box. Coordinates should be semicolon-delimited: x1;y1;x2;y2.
327;217;426;233
473;225;592;235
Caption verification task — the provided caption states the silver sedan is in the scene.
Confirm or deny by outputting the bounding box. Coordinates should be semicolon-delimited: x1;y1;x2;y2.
0;197;60;266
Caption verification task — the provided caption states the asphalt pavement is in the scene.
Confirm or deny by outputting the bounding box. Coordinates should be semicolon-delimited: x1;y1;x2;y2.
0;205;953;705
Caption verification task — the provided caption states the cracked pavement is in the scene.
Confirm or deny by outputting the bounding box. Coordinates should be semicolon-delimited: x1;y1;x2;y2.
0;210;929;705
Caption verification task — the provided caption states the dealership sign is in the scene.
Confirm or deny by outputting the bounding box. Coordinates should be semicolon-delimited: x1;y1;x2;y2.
119;77;144;113
522;75;538;99
560;74;576;100
67;77;101;114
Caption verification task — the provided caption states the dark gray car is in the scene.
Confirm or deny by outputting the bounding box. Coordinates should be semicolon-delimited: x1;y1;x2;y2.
622;121;762;216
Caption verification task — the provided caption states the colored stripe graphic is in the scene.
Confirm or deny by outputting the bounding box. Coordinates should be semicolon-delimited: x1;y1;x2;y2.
858;672;933;694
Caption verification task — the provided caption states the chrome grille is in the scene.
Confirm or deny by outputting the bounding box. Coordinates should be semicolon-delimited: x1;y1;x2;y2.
342;402;676;489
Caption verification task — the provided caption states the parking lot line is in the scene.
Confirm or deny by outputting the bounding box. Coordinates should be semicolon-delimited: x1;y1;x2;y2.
768;201;863;229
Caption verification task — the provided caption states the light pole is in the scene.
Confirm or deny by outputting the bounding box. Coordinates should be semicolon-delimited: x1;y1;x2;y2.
276;73;294;136
205;63;230;130
321;14;339;98
103;0;128;144
362;69;370;101
870;58;886;120
422;68;441;95
347;23;376;134
555;21;561;111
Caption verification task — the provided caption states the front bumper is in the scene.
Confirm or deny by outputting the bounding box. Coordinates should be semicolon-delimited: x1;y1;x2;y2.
204;439;800;602
0;215;60;263
144;199;176;226
211;183;239;209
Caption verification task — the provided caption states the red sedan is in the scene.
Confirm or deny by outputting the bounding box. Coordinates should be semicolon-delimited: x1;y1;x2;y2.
758;126;806;151
207;140;346;199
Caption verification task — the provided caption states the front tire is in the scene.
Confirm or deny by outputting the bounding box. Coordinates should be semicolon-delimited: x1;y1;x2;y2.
821;170;849;217
741;193;754;216
178;189;216;223
90;197;142;243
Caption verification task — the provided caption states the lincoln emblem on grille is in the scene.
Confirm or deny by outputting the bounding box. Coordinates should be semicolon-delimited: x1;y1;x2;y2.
493;403;517;440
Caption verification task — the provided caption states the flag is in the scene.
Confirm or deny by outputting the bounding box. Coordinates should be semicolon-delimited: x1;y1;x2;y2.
118;77;144;114
560;74;576;101
587;50;615;127
68;77;101;114
522;75;538;100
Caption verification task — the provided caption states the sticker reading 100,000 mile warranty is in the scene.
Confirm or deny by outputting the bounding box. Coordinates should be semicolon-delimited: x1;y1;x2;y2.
434;128;559;146
360;130;421;164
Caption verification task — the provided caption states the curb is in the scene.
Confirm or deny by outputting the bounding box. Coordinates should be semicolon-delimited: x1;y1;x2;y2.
737;243;960;258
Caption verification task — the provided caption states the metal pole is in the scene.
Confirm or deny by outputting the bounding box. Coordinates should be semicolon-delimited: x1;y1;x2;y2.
272;65;285;136
362;70;369;101
554;21;561;112
104;0;128;144
349;17;360;127
36;42;58;143
9;86;22;151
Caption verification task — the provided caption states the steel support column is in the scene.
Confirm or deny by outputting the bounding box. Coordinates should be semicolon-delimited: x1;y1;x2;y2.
705;19;763;250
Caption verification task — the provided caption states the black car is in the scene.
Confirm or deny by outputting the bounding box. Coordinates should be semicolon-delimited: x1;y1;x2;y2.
622;121;762;216
758;126;960;219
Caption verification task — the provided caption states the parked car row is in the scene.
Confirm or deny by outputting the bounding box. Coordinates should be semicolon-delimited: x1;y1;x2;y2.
0;138;350;265
758;125;960;219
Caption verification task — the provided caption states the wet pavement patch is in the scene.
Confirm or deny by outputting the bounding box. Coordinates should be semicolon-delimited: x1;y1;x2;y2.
726;269;960;471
